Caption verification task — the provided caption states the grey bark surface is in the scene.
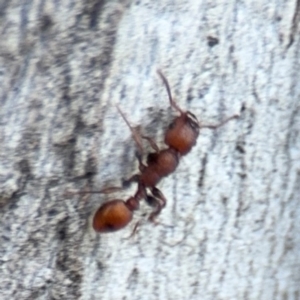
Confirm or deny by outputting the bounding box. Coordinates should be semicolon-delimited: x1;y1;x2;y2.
0;1;300;299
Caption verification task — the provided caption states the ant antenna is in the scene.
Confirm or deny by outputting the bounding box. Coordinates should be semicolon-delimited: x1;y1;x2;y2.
157;69;183;114
116;105;144;155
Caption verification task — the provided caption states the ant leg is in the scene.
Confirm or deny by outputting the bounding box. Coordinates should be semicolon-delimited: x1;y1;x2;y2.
122;220;143;240
122;151;146;188
151;187;167;205
148;187;167;222
199;114;239;130
122;174;140;188
65;186;124;197
145;195;159;207
134;183;147;201
142;136;159;152
135;151;147;173
123;184;148;239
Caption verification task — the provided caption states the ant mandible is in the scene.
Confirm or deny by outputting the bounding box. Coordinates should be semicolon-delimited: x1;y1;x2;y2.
86;70;238;233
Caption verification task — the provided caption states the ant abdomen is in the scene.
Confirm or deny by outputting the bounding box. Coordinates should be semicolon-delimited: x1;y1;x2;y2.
93;199;134;233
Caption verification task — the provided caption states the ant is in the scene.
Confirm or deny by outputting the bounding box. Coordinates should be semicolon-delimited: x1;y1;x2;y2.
79;70;238;234
115;71;238;223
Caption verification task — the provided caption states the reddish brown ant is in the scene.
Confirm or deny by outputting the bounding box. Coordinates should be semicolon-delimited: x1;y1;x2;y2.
117;71;238;222
76;70;238;234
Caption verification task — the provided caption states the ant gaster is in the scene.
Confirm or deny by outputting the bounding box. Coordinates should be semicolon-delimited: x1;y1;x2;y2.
74;185;145;233
91;186;143;233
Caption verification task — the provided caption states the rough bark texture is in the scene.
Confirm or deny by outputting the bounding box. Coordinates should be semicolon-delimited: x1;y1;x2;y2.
0;1;300;299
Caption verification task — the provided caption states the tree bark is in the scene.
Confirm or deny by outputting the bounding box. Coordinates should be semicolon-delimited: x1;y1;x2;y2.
0;1;299;299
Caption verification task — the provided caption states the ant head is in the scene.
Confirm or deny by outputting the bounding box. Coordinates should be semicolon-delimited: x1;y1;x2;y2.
164;111;199;155
157;70;200;155
93;199;133;233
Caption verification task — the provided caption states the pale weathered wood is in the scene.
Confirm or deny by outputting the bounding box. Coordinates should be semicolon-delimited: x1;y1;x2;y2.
0;1;300;299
